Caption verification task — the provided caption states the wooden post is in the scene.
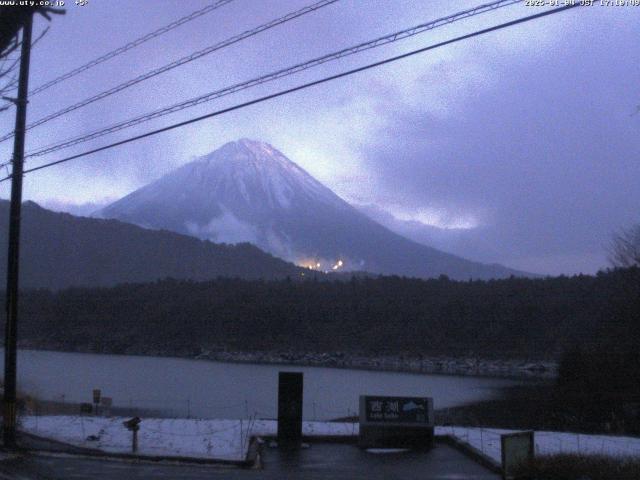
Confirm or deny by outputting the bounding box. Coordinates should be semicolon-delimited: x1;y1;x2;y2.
3;11;33;449
132;427;138;453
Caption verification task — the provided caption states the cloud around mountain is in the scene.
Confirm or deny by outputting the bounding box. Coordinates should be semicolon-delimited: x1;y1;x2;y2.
97;139;529;280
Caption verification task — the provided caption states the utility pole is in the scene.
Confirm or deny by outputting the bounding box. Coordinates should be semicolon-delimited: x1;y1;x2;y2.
3;10;33;448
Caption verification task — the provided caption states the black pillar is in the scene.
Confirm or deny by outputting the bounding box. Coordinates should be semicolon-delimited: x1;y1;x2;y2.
277;371;303;447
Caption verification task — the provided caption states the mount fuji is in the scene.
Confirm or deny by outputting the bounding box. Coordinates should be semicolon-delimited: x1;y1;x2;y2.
97;139;525;280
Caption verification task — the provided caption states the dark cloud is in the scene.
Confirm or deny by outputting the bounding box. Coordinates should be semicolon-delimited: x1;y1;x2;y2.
360;14;640;273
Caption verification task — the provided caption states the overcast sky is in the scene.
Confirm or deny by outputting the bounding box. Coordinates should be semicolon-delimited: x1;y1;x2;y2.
0;0;638;275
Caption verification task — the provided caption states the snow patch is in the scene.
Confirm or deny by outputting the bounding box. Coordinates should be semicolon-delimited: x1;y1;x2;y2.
366;448;410;454
20;416;640;463
435;426;640;463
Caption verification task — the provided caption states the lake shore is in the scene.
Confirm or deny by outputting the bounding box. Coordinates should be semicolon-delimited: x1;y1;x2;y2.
192;350;557;380
15;343;557;380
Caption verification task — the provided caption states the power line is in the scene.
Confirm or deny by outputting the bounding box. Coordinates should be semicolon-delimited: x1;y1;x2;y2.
0;0;339;144
0;26;49;110
0;3;582;184
24;0;523;159
28;0;235;97
0;55;20;78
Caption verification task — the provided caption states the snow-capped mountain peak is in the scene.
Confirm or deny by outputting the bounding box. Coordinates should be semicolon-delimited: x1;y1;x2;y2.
97;139;524;279
178;138;345;212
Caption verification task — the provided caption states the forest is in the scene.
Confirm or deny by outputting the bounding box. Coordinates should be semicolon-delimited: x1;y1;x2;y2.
3;267;638;362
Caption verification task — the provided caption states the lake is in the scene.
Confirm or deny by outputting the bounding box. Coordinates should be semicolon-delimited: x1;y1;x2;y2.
1;349;517;420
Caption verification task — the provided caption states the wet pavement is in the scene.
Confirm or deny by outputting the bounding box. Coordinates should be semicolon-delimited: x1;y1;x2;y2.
0;444;500;479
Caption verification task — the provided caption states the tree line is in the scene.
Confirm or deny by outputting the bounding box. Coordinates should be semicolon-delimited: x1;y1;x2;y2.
2;267;638;362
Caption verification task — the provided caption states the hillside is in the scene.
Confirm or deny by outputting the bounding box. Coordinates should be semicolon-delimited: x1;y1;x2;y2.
0;200;308;289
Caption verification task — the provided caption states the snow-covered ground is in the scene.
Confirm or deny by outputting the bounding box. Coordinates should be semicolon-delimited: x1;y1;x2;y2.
20;416;355;461
437;426;640;464
20;415;640;463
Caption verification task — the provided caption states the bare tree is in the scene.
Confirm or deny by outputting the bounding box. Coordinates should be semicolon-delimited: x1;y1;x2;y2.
0;7;61;112
609;224;640;268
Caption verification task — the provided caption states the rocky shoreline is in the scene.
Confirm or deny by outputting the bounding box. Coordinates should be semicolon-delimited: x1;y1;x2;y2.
14;342;558;380
193;350;557;380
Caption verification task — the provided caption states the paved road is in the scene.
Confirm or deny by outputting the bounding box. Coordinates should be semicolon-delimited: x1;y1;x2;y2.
0;444;499;479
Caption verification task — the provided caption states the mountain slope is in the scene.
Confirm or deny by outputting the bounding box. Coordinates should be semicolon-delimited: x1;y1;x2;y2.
0;200;307;289
98;139;526;280
356;203;502;263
